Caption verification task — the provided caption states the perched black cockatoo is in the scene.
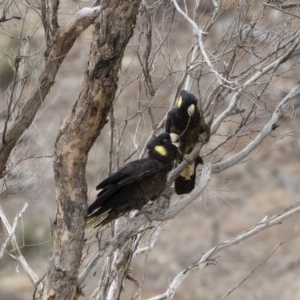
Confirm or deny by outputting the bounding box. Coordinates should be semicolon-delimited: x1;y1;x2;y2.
86;133;178;229
166;90;210;195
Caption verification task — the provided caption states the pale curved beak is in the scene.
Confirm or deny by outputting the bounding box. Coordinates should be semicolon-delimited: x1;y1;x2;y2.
187;104;195;117
170;133;180;148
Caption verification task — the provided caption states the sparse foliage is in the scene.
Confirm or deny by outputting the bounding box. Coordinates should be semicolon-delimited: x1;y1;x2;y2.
0;0;300;299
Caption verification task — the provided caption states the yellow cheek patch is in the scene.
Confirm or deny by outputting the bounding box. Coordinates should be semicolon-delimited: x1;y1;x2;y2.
154;145;167;156
176;96;182;108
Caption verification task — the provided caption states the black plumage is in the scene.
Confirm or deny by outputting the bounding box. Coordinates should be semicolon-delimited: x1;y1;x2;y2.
166;90;210;195
86;133;178;228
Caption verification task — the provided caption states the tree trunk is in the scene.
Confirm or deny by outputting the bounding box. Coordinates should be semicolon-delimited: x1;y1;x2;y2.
42;1;141;299
0;9;99;179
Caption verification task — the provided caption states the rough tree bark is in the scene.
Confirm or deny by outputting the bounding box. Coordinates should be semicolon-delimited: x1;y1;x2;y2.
41;0;141;299
0;6;101;179
2;1;300;299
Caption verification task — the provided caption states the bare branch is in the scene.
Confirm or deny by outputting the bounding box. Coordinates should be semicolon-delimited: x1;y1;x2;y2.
80;78;300;294
220;240;286;300
0;5;101;179
0;203;41;289
78;162;211;286
164;73;293;200
3;1;300;298
137;1;155;96
212;82;300;173
264;2;300;19
171;0;235;87
211;33;300;135
146;201;300;300
0;15;21;23
277;2;300;9
80;79;299;285
0;203;28;260
45;1;142;298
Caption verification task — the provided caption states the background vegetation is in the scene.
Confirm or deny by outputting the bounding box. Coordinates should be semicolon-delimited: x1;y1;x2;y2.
0;0;300;299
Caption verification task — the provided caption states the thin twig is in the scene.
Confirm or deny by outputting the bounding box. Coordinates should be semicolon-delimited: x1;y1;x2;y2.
0;203;28;260
220;239;286;300
0;203;41;289
171;0;235;87
211;34;300;134
212;82;300;173
146;201;300;300
0;5;102;179
263;2;300;19
79;81;299;285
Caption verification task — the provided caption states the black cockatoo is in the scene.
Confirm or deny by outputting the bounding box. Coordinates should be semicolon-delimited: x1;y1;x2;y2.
86;133;178;228
166;90;210;194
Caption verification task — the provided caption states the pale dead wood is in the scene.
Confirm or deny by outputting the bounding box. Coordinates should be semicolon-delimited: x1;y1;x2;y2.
0;203;41;289
0;5;101;179
212;82;300;173
264;2;300;19
171;0;235;88
146;201;300;300
2;1;300;299
211;34;300;135
79;80;299;289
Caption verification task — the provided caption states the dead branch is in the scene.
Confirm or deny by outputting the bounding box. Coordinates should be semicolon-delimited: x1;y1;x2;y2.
212;82;300;173
211;33;300;135
264;2;300;19
146;201;300;300
0;5;101;179
220;240;287;300
79;79;299;288
171;0;235;88
0;203;41;289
